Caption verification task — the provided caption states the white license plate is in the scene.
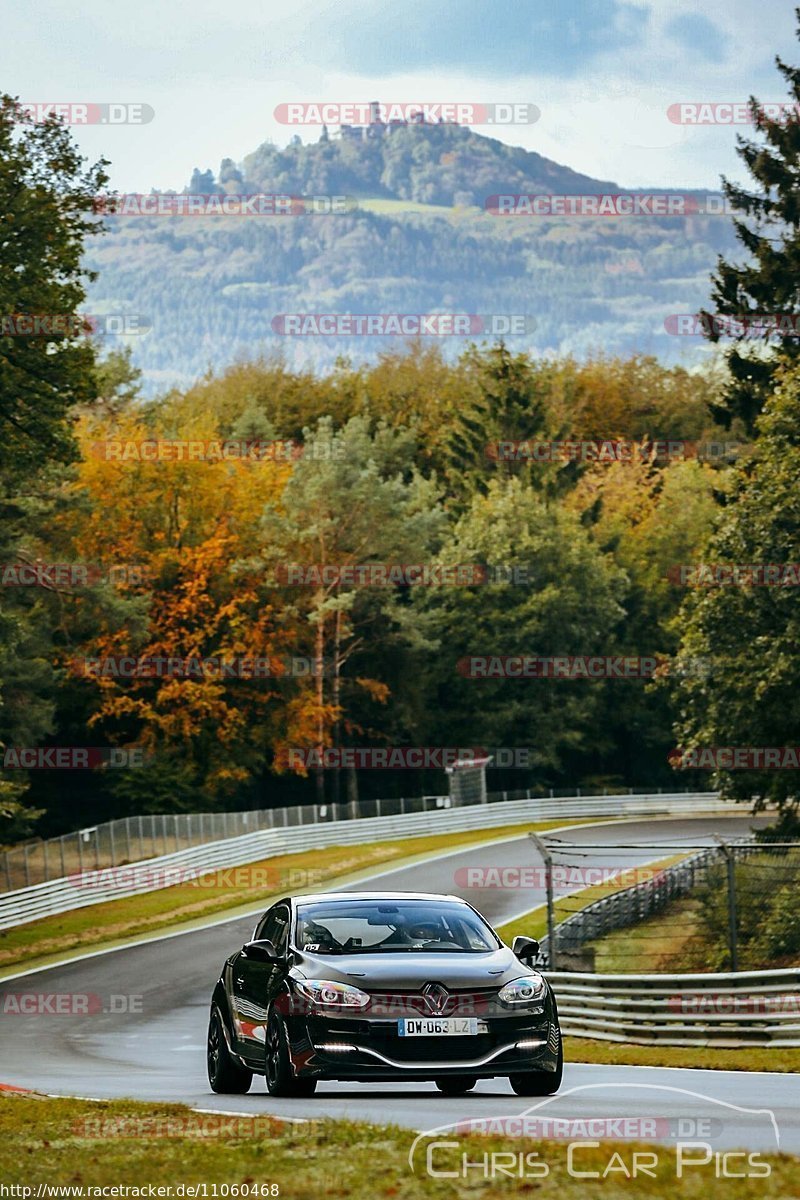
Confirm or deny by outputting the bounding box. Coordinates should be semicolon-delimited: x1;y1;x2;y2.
398;1017;479;1037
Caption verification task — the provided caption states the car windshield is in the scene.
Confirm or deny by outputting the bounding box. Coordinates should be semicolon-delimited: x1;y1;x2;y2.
294;898;499;954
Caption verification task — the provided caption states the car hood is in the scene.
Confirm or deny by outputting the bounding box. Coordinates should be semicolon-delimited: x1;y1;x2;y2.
291;946;531;989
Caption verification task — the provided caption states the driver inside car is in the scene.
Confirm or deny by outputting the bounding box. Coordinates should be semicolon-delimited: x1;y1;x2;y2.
298;919;341;952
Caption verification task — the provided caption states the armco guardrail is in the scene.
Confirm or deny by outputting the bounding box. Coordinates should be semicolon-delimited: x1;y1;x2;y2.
0;785;720;892
0;791;728;931
550;967;800;1046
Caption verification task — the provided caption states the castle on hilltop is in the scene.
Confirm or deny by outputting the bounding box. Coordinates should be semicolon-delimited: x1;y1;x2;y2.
338;100;451;143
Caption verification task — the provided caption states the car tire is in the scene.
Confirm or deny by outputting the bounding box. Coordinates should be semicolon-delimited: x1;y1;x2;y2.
265;1009;317;1097
207;1008;252;1094
508;1042;563;1096
435;1076;478;1096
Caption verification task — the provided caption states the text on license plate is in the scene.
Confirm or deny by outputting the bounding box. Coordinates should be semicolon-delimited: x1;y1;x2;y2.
398;1017;479;1036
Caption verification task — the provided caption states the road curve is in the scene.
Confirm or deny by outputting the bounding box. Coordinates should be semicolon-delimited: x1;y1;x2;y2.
2;814;797;1153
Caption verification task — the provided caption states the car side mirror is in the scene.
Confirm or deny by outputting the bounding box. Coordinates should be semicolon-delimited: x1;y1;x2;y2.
512;935;540;964
242;939;280;963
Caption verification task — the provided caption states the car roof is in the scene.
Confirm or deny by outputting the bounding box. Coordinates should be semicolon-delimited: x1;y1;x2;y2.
291;890;464;904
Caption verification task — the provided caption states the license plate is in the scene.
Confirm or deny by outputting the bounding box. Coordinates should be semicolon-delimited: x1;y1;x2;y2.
398;1017;479;1037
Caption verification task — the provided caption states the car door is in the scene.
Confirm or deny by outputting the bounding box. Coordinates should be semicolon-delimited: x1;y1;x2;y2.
232;904;290;1059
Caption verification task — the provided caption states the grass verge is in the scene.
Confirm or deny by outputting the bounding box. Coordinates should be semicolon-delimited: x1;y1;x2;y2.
565;1037;800;1073
0;819;577;976
1;1093;796;1198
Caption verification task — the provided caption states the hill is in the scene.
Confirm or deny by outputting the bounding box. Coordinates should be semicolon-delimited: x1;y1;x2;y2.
85;124;738;392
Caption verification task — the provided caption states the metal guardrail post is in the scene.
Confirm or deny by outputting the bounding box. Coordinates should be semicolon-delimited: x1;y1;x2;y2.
715;835;739;972
529;833;557;969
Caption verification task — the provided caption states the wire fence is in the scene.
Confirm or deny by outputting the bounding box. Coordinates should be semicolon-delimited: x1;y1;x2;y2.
0;785;710;893
536;837;800;974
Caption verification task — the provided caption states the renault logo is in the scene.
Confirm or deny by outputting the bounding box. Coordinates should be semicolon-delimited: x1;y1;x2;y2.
422;982;451;1015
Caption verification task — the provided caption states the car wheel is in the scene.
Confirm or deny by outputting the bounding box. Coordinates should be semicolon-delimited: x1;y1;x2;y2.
508;1042;563;1096
207;1008;252;1094
435;1076;478;1096
265;1009;317;1097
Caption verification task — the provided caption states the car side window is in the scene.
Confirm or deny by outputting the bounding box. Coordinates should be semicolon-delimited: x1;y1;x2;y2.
255;907;279;943
255;904;289;954
271;906;289;955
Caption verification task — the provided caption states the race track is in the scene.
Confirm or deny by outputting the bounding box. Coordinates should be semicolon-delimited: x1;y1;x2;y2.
2;814;797;1153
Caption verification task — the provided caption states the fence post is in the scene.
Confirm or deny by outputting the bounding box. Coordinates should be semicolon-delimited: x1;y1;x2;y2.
529;833;556;970
109;822;116;867
125;818;132;863
715;836;739;972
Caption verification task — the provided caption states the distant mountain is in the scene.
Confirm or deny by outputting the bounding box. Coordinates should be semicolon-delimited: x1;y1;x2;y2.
239;121;618;206
86;125;737;393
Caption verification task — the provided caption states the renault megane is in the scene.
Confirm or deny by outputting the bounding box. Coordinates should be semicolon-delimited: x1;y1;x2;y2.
207;891;562;1097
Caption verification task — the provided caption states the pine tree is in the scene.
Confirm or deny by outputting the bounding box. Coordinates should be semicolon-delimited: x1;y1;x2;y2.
704;8;800;433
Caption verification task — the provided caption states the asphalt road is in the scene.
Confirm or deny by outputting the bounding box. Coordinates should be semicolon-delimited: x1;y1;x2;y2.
2;814;797;1153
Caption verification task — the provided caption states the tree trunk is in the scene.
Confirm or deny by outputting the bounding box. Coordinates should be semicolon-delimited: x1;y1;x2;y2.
314;605;325;806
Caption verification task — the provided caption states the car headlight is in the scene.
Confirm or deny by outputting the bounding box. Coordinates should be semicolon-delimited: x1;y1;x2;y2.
295;979;370;1009
498;974;547;1005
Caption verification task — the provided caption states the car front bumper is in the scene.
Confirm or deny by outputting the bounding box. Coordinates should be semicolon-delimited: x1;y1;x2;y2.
284;1008;561;1080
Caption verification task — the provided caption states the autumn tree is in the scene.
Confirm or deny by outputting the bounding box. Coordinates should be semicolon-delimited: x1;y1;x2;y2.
256;415;446;805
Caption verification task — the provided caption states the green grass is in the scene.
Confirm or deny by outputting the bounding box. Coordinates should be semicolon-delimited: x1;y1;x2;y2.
357;196;483;218
566;1037;800;1073
0;819;579;976
1;1094;797;1198
586;896;703;973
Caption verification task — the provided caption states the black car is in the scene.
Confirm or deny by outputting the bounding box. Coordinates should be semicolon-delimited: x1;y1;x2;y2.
207;890;562;1097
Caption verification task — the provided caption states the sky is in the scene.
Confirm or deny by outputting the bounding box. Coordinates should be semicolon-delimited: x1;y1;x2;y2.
2;0;798;193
